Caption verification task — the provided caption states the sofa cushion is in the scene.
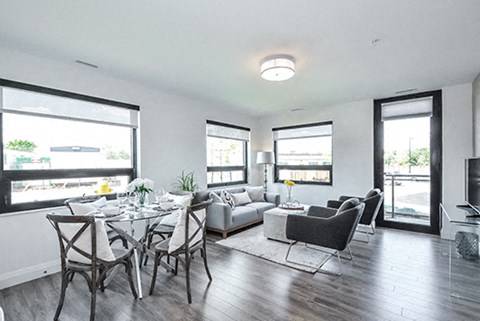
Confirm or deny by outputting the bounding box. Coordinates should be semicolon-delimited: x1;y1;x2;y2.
231;191;252;206
231;206;258;227
245;186;265;202
244;202;275;219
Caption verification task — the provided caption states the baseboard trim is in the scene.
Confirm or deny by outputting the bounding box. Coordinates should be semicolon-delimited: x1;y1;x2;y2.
0;260;60;290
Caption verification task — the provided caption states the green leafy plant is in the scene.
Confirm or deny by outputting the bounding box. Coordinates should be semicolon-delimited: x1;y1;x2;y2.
5;139;37;152
175;171;198;192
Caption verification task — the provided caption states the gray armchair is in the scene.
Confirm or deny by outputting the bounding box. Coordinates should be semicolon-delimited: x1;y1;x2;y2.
285;198;364;276
327;188;384;242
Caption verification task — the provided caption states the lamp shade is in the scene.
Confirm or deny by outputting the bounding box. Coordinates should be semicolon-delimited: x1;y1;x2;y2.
257;151;275;165
260;55;295;81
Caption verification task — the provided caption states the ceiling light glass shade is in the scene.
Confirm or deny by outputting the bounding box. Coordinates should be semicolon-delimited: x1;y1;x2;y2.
260;56;295;81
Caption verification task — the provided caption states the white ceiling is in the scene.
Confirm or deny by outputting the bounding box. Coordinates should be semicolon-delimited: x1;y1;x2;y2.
1;1;480;115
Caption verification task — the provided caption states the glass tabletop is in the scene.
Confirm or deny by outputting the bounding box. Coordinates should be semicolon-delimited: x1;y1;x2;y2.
97;205;181;222
441;203;480;226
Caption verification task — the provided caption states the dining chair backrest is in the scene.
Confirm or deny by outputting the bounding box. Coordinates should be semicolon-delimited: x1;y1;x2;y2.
168;199;213;254
46;213;116;266
64;195;103;215
47;214;98;267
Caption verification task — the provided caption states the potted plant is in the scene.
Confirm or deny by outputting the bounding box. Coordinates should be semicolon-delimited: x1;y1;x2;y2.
175;171;198;192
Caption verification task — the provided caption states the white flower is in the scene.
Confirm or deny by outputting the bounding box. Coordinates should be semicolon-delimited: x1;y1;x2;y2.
126;178;154;193
143;178;154;190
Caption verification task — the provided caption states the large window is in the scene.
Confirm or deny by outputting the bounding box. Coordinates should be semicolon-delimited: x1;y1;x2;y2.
206;120;249;188
273;121;333;185
0;79;138;213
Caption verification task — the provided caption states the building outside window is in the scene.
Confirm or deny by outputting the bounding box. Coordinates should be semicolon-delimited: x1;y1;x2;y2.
0;79;138;213
273;121;333;185
206;120;249;188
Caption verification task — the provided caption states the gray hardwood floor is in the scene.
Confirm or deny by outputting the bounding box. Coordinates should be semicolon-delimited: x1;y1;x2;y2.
2;227;480;321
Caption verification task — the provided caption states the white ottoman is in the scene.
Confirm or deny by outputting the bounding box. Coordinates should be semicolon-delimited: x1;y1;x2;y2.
263;207;306;242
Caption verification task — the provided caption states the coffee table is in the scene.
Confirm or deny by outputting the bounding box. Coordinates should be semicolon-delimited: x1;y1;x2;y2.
263;206;307;242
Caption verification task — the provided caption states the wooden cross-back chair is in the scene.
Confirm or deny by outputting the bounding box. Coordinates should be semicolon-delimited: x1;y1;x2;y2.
46;213;137;321
149;199;213;303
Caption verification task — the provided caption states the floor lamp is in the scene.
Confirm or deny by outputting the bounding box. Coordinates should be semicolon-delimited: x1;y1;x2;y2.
257;151;275;193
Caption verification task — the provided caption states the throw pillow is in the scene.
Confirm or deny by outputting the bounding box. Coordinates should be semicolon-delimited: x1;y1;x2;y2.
168;208;206;254
166;192;193;207
69;196;108;215
221;190;235;209
59;219;115;264
160;193;193;226
245;186;265;202
69;202;96;215
231;191;252;206
209;192;224;204
160;208;183;227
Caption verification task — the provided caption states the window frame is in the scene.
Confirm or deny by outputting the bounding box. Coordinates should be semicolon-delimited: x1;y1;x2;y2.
273;121;333;186
206;120;249;188
0;78;139;213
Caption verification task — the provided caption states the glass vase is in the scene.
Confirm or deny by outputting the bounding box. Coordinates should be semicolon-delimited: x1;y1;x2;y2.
135;191;149;208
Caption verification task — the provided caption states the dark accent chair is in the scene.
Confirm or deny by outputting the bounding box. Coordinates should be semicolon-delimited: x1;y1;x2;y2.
46;213;137;321
149;199;213;303
64;196;128;248
285;198;365;276
326;188;384;242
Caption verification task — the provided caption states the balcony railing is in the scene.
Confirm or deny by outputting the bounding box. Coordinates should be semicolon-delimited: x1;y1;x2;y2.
384;173;430;222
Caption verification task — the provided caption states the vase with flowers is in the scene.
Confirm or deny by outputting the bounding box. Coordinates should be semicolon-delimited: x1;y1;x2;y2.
126;178;154;208
284;179;296;204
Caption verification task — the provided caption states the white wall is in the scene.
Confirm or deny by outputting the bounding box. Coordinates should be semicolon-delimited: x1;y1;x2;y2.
473;73;480;156
441;83;474;238
255;99;374;206
0;46;258;289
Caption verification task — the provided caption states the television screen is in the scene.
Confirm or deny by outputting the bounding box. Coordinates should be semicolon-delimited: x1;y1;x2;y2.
467;158;480;206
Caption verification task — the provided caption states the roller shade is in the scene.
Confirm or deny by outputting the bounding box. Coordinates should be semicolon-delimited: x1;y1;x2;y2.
207;121;250;141
273;122;332;140
0;86;139;128
381;97;432;121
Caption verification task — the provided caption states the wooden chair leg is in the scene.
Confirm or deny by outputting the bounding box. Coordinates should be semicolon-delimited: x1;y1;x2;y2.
99;268;105;292
201;246;212;281
54;270;69;321
149;253;161;295
185;252;192;304
89;272;97;321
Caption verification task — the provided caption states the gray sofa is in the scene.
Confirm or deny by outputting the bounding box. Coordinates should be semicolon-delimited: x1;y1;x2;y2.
206;187;280;238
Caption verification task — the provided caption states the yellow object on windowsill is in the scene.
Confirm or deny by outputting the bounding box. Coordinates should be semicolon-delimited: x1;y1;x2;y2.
95;181;113;194
283;179;295;187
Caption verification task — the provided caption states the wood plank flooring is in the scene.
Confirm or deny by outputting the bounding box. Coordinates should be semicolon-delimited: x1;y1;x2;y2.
2;227;480;321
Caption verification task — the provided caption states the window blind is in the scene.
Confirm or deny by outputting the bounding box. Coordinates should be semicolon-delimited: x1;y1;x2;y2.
273;122;332;140
207;121;250;141
381;97;433;121
0;87;139;128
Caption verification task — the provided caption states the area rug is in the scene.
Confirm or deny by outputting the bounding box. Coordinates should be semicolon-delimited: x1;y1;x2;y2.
216;225;333;273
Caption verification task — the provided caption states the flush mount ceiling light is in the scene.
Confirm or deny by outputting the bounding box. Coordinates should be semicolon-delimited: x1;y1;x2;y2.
260;55;295;81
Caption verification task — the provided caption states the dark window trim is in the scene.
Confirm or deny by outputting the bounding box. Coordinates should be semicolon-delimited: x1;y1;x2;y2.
206;141;248;188
374;90;442;235
206;119;250;132
273;122;333;185
0;79;139;213
0;78;139;111
272;120;333;132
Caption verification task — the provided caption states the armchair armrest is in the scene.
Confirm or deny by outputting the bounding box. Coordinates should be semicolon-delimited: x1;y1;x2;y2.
265;193;280;206
326;200;343;209
307;206;337;218
206;202;232;230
